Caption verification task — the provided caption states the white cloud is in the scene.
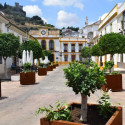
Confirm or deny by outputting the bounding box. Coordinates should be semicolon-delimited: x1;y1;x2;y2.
42;17;48;23
99;13;108;20
56;10;80;28
23;5;42;17
43;0;84;10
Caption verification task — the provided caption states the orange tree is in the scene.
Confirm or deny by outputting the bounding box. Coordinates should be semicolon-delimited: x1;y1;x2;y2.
98;33;125;60
63;61;106;122
0;33;19;78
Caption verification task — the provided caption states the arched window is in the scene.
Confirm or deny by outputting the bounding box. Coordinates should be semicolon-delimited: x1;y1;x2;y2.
42;40;46;50
49;40;54;50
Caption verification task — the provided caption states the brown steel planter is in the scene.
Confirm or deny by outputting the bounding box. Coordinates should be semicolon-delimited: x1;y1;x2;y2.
0;79;1;97
38;68;47;76
53;64;56;69
20;72;35;85
40;102;122;125
56;64;59;67
47;66;53;71
102;74;122;91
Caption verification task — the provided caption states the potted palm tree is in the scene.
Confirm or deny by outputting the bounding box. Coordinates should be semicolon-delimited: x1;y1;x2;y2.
20;62;35;85
38;63;47;76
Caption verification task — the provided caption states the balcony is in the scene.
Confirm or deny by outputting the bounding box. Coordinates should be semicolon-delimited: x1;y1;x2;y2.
64;50;68;52
71;49;75;52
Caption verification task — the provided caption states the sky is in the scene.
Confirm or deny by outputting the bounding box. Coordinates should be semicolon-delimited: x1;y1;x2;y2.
0;0;125;29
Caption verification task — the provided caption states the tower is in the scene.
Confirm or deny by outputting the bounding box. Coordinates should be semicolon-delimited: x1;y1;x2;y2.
85;16;88;26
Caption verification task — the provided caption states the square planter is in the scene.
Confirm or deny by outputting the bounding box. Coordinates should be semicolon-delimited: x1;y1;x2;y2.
20;72;35;85
102;74;122;91
0;79;1;97
40;102;122;125
47;66;53;71
56;64;59;67
53;64;56;69
38;68;47;76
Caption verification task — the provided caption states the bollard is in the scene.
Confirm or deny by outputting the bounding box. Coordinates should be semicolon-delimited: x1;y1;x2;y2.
0;79;1;97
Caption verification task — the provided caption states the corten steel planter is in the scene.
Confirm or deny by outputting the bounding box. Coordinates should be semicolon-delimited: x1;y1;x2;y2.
38;68;47;76
53;64;56;69
40;102;122;125
102;74;122;91
47;66;53;71
56;64;59;67
20;72;35;85
0;79;1;97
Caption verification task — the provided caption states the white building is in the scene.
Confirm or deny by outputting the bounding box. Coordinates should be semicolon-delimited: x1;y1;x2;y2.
98;2;125;68
29;28;87;64
0;12;36;75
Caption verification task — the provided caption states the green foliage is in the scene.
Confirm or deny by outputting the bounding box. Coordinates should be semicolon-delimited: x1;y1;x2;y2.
67;26;79;31
23;62;32;72
103;61;114;73
36;101;71;122
39;63;44;67
19;40;44;59
91;44;103;56
111;71;120;75
0;33;20;59
44;50;51;56
63;61;106;96
98;91;115;119
83;59;89;65
81;46;91;58
99;33;125;55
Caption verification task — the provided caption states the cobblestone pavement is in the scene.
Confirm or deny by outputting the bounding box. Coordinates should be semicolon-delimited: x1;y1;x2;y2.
0;65;125;125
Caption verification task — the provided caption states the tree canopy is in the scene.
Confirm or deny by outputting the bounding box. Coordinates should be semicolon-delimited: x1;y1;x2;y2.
91;44;103;56
81;46;91;58
99;33;125;55
19;40;44;59
0;33;20;59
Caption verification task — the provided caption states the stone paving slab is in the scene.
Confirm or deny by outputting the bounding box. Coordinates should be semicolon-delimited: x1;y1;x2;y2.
0;66;125;125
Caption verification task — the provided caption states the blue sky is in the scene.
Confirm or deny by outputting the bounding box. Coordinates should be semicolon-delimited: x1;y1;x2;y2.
0;0;124;29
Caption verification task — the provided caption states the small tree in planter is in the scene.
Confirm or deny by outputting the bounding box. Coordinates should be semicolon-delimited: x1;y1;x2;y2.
0;33;19;79
81;46;91;63
20;62;35;85
91;43;103;66
99;33;125;61
63;61;106;122
38;63;47;76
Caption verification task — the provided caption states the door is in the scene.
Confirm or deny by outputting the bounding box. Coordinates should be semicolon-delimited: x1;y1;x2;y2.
71;55;76;62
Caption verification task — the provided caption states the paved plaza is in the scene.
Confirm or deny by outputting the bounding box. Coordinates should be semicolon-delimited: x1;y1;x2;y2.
0;65;125;125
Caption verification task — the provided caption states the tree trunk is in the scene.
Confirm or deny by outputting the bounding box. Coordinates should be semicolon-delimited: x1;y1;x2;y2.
4;58;8;79
80;93;87;122
111;54;114;73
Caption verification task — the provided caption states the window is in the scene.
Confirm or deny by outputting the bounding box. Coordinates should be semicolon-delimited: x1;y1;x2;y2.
110;23;112;32
71;44;75;52
79;44;83;52
0;56;2;64
42;40;46;50
49;40;54;50
64;55;68;61
64;44;68;52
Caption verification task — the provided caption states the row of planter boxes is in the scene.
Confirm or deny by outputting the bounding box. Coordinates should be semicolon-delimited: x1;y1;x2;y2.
20;64;59;85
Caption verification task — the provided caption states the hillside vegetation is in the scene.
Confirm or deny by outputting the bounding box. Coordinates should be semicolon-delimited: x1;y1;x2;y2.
0;2;55;32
